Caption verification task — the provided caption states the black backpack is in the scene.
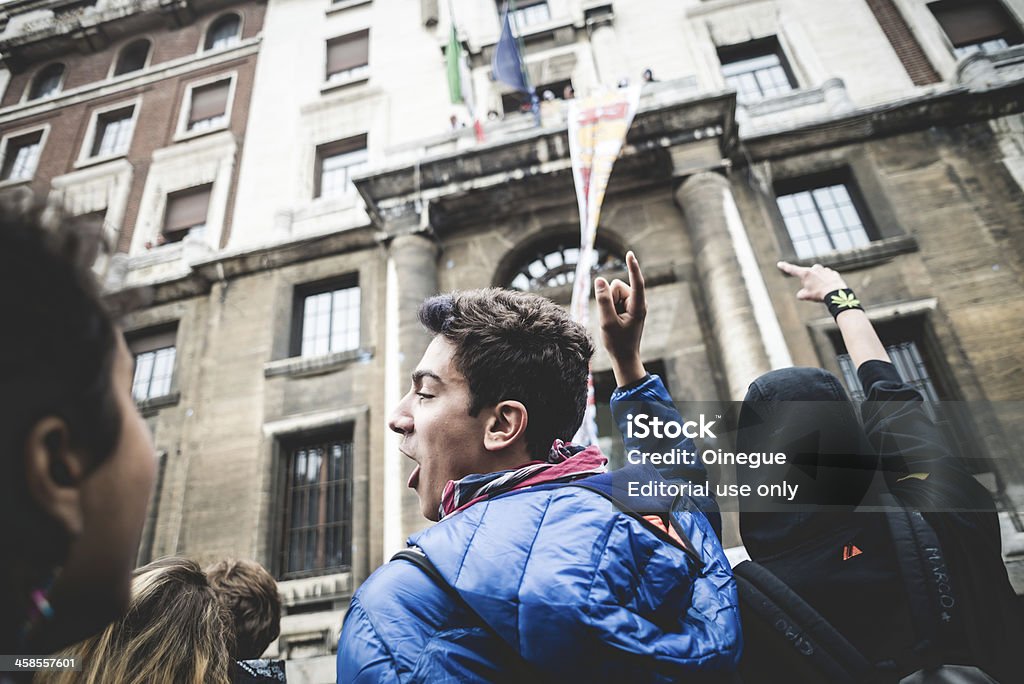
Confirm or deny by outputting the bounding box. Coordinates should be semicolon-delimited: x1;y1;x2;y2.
733;498;996;684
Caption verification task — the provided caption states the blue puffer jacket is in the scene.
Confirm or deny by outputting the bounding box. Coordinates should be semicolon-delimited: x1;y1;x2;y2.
337;375;740;683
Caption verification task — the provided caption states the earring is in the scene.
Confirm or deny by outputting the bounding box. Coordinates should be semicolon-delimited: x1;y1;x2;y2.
18;566;60;649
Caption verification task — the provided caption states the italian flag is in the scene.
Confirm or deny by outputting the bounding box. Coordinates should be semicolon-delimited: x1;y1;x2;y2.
447;20;485;142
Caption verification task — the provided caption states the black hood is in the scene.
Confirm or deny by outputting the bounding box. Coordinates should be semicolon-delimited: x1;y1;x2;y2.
736;367;879;559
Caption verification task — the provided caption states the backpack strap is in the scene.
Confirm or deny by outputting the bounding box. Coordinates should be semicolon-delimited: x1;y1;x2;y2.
879;494;957;671
389;547;555;683
734;560;880;684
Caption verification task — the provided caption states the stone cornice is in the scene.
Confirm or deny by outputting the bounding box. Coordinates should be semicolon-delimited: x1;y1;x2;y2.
354;90;738;235
106;224;378;307
740;79;1024;162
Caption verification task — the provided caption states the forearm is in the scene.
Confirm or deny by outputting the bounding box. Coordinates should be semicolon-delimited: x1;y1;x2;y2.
610;355;647;388
835;309;890;369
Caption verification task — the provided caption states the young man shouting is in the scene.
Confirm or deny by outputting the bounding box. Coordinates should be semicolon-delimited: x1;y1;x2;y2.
337;262;739;682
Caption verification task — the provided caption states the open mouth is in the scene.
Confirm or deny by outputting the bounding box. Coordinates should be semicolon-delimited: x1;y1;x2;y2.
407;464;420;489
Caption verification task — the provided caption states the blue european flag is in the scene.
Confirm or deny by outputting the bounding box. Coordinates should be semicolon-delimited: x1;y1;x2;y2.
492;4;531;95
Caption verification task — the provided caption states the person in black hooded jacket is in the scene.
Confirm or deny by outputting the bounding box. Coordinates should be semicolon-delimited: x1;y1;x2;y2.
731;261;1022;682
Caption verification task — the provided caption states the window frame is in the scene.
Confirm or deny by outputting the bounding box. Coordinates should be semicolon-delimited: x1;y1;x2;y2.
128;324;179;403
111;37;153;78
324;29;370;86
290;275;362;359
160;183;214;245
927;0;1023;58
0;125;49;186
497;231;626;297
501;0;551;30
717;37;797;103
25;62;66;102
202;12;244;53
824;313;996;478
77;96;141;167
314;134;369;200
175;72;238;142
772;168;881;261
276;425;356;580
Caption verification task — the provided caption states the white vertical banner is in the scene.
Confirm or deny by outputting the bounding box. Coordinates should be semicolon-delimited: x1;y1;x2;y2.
567;85;642;444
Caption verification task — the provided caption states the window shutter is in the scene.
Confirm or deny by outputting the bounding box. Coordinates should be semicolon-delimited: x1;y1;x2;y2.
129;328;177;355
867;0;940;85
188;80;230;124
930;1;1013;46
327;30;369;74
164;185;211;234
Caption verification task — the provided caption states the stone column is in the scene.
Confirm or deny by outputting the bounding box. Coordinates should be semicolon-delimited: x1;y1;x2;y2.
674;171;773;400
384;232;439;553
586;10;627;87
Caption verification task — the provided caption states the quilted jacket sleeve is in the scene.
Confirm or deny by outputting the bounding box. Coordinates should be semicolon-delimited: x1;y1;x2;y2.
337;558;515;684
337;596;399;683
611;373;721;535
611;374;707;483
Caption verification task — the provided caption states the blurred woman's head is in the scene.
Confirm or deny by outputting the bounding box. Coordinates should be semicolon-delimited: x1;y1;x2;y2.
37;557;236;684
0;198;156;653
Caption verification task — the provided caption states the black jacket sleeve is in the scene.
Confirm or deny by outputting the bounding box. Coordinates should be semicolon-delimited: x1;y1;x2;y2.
856;360;995;513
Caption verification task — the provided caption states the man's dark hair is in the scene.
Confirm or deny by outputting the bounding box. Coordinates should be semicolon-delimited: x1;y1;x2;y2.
206;558;282;660
0;197;121;553
418;288;594;457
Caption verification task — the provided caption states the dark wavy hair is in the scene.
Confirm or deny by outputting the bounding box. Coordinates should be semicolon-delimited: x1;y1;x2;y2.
0;197;121;558
418;288;594;457
206;558;281;660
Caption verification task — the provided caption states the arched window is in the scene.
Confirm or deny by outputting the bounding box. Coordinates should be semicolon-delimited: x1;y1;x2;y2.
114;39;151;76
204;13;241;51
28;63;65;100
505;235;625;292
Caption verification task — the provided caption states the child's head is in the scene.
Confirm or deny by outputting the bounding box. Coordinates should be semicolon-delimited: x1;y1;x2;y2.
1;198;157;651
206;559;282;660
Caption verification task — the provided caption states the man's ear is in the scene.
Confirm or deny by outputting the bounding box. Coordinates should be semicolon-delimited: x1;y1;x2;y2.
483;400;528;453
24;417;88;539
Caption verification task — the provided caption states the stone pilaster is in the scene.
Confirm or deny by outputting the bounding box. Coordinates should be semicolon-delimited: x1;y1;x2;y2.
384;231;439;552
674;171;773;400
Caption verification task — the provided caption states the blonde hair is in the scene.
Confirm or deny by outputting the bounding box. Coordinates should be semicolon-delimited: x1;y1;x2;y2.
36;557;235;684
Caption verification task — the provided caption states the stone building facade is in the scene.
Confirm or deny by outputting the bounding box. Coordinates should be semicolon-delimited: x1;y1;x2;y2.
3;0;1024;681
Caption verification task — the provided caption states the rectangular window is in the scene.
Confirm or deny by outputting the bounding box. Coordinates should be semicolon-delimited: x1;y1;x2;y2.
129;327;177;401
928;0;1023;57
775;173;875;259
163;184;212;244
315;135;368;198
718;38;796;103
838;341;940;404
91;106;135;157
293;278;361;357
829;316;992;480
1;130;43;182
503;0;550;28
280;430;354;578
326;30;369;83
187;79;230;132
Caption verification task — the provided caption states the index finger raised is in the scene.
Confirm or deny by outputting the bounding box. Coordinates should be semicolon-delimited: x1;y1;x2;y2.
776;260;808;279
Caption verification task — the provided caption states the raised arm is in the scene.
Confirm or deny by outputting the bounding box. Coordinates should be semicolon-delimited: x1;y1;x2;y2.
596;253;708;489
776;261;889;369
776;261;994;514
